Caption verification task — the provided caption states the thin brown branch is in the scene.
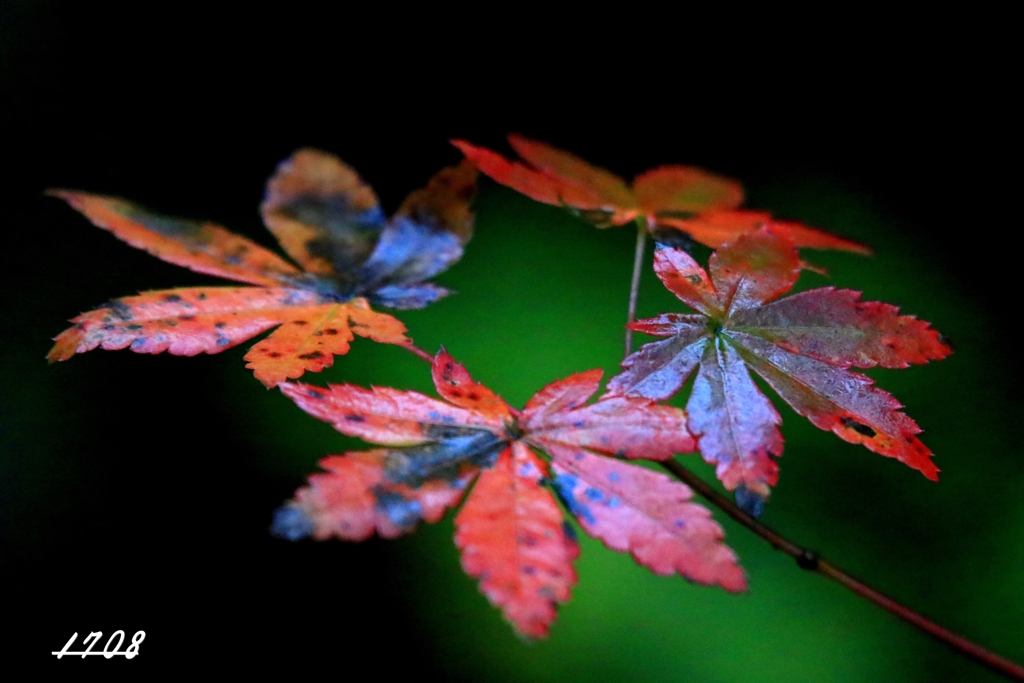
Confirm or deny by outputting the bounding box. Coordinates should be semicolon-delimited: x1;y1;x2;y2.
624;218;648;359
660;459;1024;681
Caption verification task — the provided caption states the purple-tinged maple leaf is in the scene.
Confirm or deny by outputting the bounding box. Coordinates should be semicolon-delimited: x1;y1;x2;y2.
607;226;951;508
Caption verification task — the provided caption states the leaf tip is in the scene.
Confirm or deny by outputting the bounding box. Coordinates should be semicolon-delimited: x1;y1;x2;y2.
450;139;476;157
936;332;955;355
921;460;940;482
505;131;534;150
47;328;83;363
46;343;69;363
270;504;314;541
734;485;767;517
718;565;749;593
44;188;84;209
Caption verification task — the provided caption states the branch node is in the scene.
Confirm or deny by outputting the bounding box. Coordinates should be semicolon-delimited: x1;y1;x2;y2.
796;550;820;571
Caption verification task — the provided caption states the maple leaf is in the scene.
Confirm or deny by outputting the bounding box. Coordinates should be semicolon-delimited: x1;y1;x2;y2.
606;226;951;508
47;150;478;386
452;134;869;254
271;350;745;638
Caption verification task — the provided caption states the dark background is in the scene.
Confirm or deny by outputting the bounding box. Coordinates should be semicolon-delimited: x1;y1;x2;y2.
2;3;1020;680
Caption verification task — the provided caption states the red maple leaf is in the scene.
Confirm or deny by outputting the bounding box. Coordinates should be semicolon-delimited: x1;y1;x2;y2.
272;350;746;638
47;150;477;386
606;226;951;507
452;134;869;254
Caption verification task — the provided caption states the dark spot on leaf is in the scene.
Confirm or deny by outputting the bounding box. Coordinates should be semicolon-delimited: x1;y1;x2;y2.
650;224;696;251
344;414;366;422
384;431;505;487
840;417;876;437
163;294;182;302
372;488;423;529
614;449;626;458
504;420;523;440
522;566;536;575
298;351;323;360
467;392;480;401
197;292;208;300
101;324;115;331
268;352;282;358
325;328;339;335
551;474;596;525
104;300;134;321
313;331;323;336
442;362;456;383
306;389;325;399
180;315;196;321
125;324;143;331
215;322;227;329
216;336;231;347
130;338;147;349
293;320;308;326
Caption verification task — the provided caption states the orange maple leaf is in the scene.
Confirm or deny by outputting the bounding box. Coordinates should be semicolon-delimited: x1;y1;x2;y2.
48;150;477;386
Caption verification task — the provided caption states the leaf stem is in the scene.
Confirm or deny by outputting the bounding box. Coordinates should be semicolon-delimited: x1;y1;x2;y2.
624;218;648;359
660;459;1024;681
400;342;436;363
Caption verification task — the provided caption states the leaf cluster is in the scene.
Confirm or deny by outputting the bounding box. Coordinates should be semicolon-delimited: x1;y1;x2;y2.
46;136;951;639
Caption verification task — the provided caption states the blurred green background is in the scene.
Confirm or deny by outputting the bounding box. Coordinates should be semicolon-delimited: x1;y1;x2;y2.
2;3;1019;679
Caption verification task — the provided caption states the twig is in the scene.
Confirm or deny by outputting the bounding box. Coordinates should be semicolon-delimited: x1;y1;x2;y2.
398;325;1023;678
624;218;648;359
660;459;1024;681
